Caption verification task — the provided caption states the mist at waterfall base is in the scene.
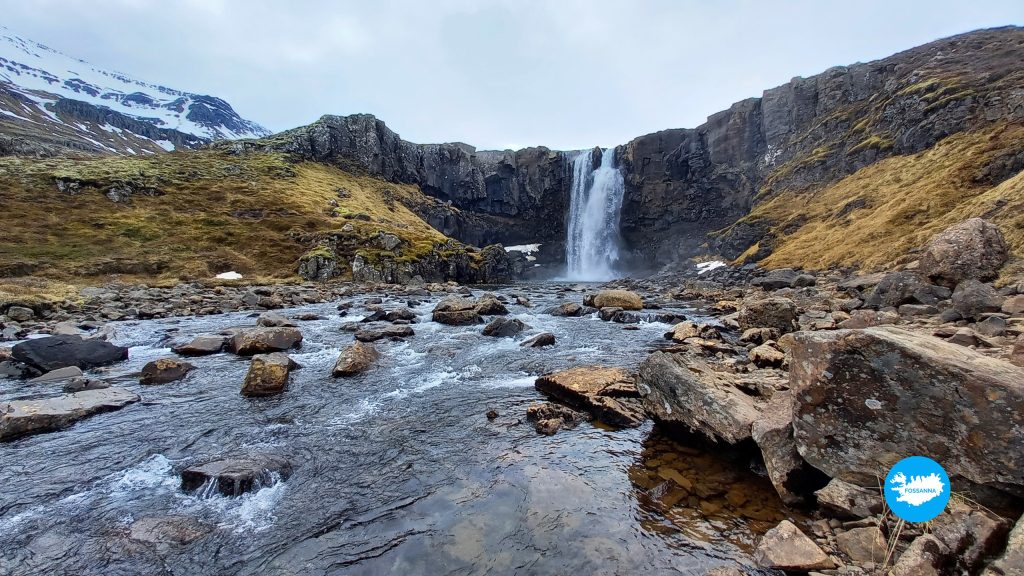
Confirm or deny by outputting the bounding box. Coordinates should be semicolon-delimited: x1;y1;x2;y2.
564;148;627;282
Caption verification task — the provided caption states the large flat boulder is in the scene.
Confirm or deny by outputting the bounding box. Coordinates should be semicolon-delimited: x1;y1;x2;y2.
180;453;292;497
535;366;643;428
754;520;835;571
12;335;128;372
431;297;481;325
789;327;1024;495
0;387;140;441
637;352;764;444
172;335;227;356
228;327;302;356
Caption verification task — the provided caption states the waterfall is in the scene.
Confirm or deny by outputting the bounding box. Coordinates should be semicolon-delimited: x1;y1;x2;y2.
565;147;625;281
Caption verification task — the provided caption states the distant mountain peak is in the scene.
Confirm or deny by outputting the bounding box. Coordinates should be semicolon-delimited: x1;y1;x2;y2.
0;26;270;156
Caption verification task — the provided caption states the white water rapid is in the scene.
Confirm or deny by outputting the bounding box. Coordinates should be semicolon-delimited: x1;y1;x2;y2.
565;147;626;281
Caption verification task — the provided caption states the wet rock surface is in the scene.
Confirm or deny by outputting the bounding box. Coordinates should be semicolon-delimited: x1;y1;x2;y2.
12;335;129;372
180;454;293;497
534;366;644;428
140;358;195;385
0;387;140;441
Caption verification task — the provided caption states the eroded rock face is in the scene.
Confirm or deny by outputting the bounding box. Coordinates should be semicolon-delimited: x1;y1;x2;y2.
228;327;303;356
751;392;818;505
789;327;1024;496
637;352;763;444
332;341;379;377
12;335;128;372
919;218;1009;287
535;366;644;428
0;387;140;441
180;453;292;497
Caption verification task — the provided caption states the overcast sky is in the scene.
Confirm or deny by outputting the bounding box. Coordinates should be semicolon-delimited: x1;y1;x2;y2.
3;0;1022;149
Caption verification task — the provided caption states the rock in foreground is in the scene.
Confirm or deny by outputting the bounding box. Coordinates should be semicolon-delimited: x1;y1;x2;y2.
0;387;140;441
638;352;763;444
180;453;292;497
754;520;835;571
790;326;1024;495
535;366;643;428
12;335;129;372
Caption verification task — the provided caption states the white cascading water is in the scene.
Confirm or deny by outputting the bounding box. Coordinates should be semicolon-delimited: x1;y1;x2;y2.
565;147;625;281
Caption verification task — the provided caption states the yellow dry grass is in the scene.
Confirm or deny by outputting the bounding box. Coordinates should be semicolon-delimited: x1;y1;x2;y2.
0;149;448;283
737;123;1024;272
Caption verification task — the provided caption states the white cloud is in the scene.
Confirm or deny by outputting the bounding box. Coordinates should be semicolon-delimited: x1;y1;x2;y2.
1;0;1022;149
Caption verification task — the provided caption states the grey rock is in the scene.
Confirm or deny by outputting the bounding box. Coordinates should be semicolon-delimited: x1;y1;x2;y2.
28;366;84;383
919;218;1010;288
520;332;556;348
814;479;882;519
482;317;528;338
952;279;1003;320
180;453;292;497
0;387;140;441
754;520;835;571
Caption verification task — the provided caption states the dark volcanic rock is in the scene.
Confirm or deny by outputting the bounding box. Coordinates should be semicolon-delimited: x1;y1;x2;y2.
481;317;527;338
181;454;292;497
140;358;195;385
12;335;128;372
789;327;1024;498
520;332;556;348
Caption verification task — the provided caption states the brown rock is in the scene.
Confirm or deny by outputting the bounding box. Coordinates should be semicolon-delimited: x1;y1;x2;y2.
638;352;763;444
332;341;379;377
593;289;643;311
981;513;1024;576
665;321;720;343
520;332;556;348
751;392;811;505
241;353;292;397
837;309;898;329
835;526;886;563
0;387;140;441
814;478;882;519
737;297;798;334
525;401;589;435
139;357;195;385
228;327;302;356
890;535;950;576
535;366;643;428
172;334;227;356
931;507;1010;573
129;516;210;545
432;297;481;325
1003;294;1024;316
354;325;414;342
753;520;835;571
919;218;1009;288
739;327;779;344
749;341;785;368
789;327;1024;494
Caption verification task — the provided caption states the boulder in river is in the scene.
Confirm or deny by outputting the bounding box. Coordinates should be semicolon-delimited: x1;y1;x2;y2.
593;289;643;310
256;311;297;327
129;516;210;545
546;302;586;317
482;317;528;338
525;401;590;435
354;325;414;342
0;387;140;441
241;353;294;397
228;327;303;356
28;366;84;384
754;520;835;571
520;332;556;348
918;217;1009;288
12;334;129;372
474;294;509;316
180;453;292;497
432;297;482;326
140;358;196;385
332;341;379;377
638;352;764;444
172;334;227;356
535;366;644;428
384;307;417;322
789;326;1024;497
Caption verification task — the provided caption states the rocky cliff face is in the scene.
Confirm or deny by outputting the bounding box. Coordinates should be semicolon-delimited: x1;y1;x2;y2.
618;26;1024;265
253;27;1024;272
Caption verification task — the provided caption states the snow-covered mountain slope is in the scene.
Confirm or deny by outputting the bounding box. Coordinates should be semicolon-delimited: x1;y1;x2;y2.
0;26;269;156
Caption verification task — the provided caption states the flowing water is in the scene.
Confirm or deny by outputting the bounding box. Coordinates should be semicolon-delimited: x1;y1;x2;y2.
0;285;793;575
565;149;626;281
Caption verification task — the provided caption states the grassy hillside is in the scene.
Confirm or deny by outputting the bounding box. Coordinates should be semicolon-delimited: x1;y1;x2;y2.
726;122;1024;275
0;148;455;286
